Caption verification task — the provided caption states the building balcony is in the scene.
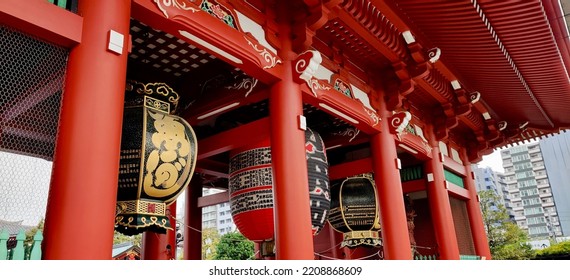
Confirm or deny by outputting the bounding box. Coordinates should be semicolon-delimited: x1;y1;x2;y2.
512;205;524;211
510;196;522;202
542;201;555;207
539;192;552;198
514;215;526;221
530;156;543;162
507;187;519;193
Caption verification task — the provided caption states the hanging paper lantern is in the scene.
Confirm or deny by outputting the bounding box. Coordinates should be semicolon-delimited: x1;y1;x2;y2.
228;128;330;242
115;81;197;236
328;173;382;247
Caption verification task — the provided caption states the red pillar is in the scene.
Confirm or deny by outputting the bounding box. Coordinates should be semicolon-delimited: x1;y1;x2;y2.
184;176;203;260
424;128;460;260
269;43;314;258
328;225;343;260
42;0;130;259
345;246;380;260
462;151;492;260
370;92;412;260
168;203;177;259
141;203;177;260
254;243;262;260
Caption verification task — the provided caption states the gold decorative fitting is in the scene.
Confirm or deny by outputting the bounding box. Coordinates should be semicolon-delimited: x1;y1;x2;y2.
116;200;167;215
126;81;181;113
341;231;383;248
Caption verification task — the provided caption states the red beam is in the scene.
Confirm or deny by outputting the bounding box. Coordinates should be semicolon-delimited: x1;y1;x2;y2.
443;156;467;176
197;117;270;160
131;0;281;85
447;183;470;200
329;158;373;181
0;0;82;48
402;179;426;194
197;191;229;208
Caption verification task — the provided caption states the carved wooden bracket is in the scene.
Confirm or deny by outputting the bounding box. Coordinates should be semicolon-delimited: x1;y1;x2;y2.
294;50;322;83
293;50;327;97
388;111;412;135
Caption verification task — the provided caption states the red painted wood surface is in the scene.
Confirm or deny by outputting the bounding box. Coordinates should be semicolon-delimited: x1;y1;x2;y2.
42;0;131;260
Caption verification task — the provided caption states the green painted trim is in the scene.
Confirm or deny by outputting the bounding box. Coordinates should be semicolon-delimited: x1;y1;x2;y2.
57;0;68;9
400;165;423;182
12;231;26;260
460;255;481;260
29;231;43;260
0;230;9;260
444;169;464;188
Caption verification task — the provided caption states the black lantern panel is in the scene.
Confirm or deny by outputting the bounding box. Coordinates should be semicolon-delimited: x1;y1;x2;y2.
328;174;382;247
228;128;330;242
115;81;197;235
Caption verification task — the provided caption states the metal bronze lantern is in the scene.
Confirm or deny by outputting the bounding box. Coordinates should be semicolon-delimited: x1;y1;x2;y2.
115;81;197;235
228;128;330;242
328;173;382;247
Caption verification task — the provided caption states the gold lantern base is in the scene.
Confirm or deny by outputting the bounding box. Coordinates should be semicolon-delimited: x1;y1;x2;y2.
115;200;173;235
341;230;383;248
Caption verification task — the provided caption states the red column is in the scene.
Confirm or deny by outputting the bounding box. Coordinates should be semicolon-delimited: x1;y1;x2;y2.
269;61;314;259
254;243;262;260
345;246;380;260
424;129;460;260
184;176;203;260
328;225;343;260
269;43;314;260
168;203;177;259
141;203;177;260
462;151;492;260
42;0;130;259
370;93;412;260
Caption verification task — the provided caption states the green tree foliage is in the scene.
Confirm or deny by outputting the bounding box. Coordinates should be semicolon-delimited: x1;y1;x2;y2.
213;232;254;260
535;240;570;259
478;190;535;260
202;228;220;260
113;231;142;246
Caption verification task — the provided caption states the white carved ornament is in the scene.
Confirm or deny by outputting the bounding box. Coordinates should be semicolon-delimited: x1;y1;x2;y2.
225;77;258;97
390;111;412;134
154;0;199;18
294;50;327;97
245;37;282;69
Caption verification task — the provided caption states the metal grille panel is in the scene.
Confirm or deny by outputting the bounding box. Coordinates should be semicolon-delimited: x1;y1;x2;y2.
0;25;68;227
449;197;476;256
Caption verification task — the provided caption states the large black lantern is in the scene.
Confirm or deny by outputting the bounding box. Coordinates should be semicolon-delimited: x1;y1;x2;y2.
228;128;330;242
115;81;197;235
328;173;382;247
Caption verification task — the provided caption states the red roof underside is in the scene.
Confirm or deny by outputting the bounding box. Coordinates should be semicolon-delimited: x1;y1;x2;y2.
391;0;570;131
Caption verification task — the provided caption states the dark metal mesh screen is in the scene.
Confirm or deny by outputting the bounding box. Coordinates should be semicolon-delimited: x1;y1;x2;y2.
449;196;476;255
0;25;68;227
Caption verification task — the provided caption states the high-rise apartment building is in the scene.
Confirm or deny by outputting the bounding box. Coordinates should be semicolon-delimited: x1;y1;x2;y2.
201;188;236;235
539;130;570;236
501;143;563;239
472;166;507;200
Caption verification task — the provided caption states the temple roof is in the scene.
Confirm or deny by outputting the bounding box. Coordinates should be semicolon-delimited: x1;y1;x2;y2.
306;0;570;153
112;242;141;259
0;219;34;235
388;0;570;141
